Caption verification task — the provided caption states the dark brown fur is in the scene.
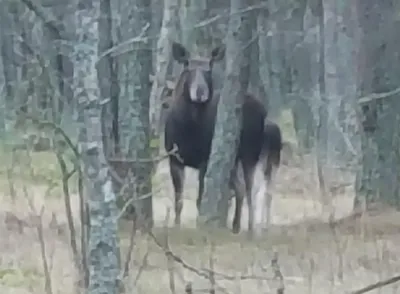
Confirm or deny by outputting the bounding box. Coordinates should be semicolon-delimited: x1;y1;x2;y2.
164;42;282;234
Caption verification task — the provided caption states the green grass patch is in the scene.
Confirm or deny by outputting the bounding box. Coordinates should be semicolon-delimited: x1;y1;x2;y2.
0;142;79;197
0;266;42;288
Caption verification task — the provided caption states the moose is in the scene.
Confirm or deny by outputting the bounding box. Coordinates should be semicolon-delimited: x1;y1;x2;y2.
163;42;282;235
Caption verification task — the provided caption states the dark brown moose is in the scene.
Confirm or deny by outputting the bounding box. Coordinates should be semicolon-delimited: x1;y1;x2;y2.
163;42;282;235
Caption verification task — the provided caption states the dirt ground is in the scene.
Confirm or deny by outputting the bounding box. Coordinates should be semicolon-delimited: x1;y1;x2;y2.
1;149;400;294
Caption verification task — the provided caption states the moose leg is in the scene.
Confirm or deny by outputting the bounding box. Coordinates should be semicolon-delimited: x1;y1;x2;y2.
169;159;185;226
253;160;269;236
230;162;244;234
197;162;207;212
264;157;278;227
242;161;256;236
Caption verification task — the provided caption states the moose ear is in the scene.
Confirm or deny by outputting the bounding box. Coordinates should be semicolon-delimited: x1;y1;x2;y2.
211;45;225;62
172;42;189;64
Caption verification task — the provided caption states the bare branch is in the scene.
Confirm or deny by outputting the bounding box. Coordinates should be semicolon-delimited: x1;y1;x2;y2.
358;86;400;105
96;23;150;63
350;274;400;294
18;0;66;40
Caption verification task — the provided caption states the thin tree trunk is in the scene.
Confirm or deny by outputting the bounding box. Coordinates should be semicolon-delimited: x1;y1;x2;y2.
127;0;154;229
354;0;400;209
0;5;17;128
74;0;120;292
149;0;179;151
315;0;330;209
98;0;120;156
199;0;251;227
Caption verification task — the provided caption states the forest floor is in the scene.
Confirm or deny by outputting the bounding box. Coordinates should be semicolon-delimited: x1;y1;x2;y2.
0;116;400;293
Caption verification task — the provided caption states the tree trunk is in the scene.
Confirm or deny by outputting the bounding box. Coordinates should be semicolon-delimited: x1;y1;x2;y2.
248;5;267;108
354;0;400;208
199;0;251;227
149;0;179;146
315;0;330;207
285;0;315;152
74;0;120;292
41;0;71;124
114;0;153;227
98;0;120;156
0;4;18;129
264;0;284;119
180;0;211;52
128;0;153;229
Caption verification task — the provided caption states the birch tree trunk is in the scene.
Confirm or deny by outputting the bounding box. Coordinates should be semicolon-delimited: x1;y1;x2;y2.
199;0;251;227
74;0;120;292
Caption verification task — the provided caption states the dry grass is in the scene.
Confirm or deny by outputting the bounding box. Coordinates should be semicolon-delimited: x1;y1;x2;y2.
1;121;400;293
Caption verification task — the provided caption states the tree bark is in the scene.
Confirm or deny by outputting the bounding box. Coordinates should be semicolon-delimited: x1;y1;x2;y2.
74;0;120;292
149;0;179;145
127;0;154;229
199;0;251;227
114;0;153;227
98;0;120;156
355;0;400;208
0;4;18;129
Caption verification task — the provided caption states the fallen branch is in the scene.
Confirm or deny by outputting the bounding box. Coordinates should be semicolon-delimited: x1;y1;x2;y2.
149;231;274;282
350;274;400;294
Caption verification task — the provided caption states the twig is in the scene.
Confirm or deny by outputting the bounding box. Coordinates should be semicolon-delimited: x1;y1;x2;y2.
117;186;162;220
161;209;176;294
271;252;285;294
56;152;81;278
122;217;138;279
201;268;274;281
21;114;89;287
150;232;274;281
77;167;89;288
31;205;53;294
107;143;181;165
22;114;80;160
96;23;150;63
133;251;149;285
149;231;209;279
328;216;344;282
350;274;400;294
6;167;17;204
209;242;216;294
